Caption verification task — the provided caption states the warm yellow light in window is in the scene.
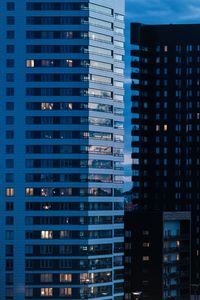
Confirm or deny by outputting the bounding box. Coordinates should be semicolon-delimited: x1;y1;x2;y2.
41;230;53;239
60;274;72;282
164;124;168;131
26;60;34;68
26;188;34;196
176;240;180;247
6;188;14;197
41;288;53;297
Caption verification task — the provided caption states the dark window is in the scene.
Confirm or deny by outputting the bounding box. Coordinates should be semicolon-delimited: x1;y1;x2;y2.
6;116;14;124
6;31;15;39
6;202;14;211
6;130;14;139
7;2;15;11
6;145;14;154
6;59;15;68
6;73;14;82
6;88;14;96
5;173;14;182
6;159;14;168
6;102;14;110
7;16;15;25
6;216;14;225
6;45;15;53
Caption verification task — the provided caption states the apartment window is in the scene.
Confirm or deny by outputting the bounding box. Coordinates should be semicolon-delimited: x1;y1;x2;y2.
6;88;14;97
142;256;150;261
6;145;14;153
41;230;53;239
6;59;15;68
6;73;14;82
60;274;72;282
7;31;15;39
25;288;33;297
6;216;14;225
5;173;14;182
143;242;150;247
41;288;53;297
26;60;35;68
5;288;13;297
40;274;53;283
5;245;13;256
6;202;14;211
6;102;14;110
5;230;14;240
6;188;14;196
25;188;34;196
6;45;15;53
7;2;15;11
59;288;72;297
7;16;15;25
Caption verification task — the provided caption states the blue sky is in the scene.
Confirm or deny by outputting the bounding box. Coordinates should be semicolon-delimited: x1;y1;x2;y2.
126;0;200;24
123;0;200;190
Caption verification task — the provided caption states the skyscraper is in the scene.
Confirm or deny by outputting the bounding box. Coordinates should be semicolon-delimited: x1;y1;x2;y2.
0;1;124;299
130;23;200;297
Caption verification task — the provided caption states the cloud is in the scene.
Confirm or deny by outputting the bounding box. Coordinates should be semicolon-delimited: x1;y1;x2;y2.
126;0;200;24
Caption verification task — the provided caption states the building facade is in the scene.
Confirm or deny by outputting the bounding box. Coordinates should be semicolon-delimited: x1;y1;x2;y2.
124;211;191;300
0;1;124;299
130;23;200;297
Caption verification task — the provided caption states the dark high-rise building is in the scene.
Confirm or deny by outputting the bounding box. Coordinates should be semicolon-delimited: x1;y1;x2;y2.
0;1;125;299
125;211;191;300
130;23;200;298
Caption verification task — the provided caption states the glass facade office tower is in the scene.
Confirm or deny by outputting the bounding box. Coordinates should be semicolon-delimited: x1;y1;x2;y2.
0;1;124;299
131;23;200;295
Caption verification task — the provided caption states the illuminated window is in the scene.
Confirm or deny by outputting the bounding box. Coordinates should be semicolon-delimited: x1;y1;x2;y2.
66;59;73;67
41;103;54;110
6;188;14;196
25;188;34;196
164;124;168;131
164;45;168;52
143;242;150;247
142;256;150;261
26;60;34;67
60;274;72;282
41;230;53;239
41;288;53;297
40;274;53;282
156;125;160;131
59;288;72;296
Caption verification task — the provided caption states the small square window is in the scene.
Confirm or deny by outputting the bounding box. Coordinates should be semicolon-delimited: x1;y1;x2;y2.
7;16;15;25
6;44;15;53
6;159;14;168
6;130;14;139
6;88;14;96
6;173;14;182
6;73;14;82
6;188;14;196
6;145;14;153
7;2;15;11
6;30;15;39
6;202;14;211
6;59;15;68
6;116;14;124
6;102;14;110
6;216;14;225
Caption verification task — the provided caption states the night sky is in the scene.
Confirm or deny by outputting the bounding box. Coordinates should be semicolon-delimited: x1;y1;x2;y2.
124;0;200;190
